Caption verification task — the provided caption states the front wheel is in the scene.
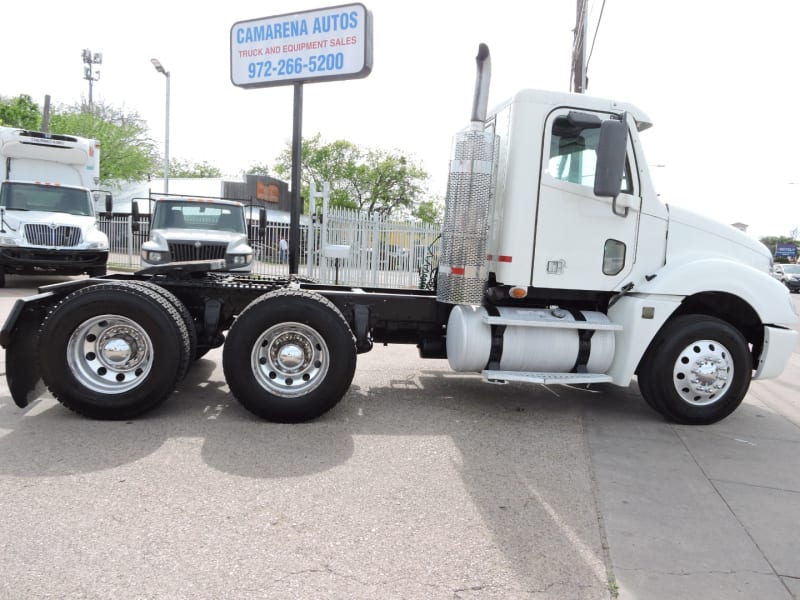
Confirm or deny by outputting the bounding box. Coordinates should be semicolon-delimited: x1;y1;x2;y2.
223;289;357;422
638;315;752;425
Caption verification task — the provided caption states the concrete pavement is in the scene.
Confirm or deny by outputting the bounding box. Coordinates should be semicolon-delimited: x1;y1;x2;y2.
584;299;800;599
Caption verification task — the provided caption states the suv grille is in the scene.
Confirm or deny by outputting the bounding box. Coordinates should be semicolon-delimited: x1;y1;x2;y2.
25;224;81;247
168;242;227;262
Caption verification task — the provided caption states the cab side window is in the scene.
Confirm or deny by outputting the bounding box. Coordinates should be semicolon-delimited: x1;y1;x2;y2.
547;115;632;193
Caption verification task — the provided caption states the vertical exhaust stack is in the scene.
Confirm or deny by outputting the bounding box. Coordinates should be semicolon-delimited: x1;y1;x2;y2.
470;43;491;124
437;44;498;305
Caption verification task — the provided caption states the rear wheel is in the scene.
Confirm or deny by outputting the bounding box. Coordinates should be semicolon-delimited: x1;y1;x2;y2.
127;279;198;374
223;289;357;422
638;315;751;425
38;282;191;419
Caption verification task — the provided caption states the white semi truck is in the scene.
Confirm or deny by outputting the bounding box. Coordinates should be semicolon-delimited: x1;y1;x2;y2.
1;45;797;425
0;127;110;287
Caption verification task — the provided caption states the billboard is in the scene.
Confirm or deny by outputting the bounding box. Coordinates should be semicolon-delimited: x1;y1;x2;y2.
230;3;373;89
776;243;798;258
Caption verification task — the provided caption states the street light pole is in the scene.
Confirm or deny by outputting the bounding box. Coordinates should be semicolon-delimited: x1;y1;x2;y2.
82;49;102;110
151;58;170;193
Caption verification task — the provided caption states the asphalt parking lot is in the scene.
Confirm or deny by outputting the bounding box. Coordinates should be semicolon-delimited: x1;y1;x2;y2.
0;275;798;599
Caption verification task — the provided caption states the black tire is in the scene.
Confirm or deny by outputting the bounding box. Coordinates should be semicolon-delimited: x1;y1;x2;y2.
638;315;752;425
0;267;5;288
38;281;192;419
223;288;357;423
127;280;198;374
88;266;107;277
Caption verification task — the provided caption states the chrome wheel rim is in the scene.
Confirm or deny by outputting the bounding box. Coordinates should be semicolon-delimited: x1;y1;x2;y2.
67;314;154;394
672;339;733;406
251;322;328;397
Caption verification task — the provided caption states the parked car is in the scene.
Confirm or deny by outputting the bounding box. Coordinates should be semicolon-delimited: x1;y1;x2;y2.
780;263;800;292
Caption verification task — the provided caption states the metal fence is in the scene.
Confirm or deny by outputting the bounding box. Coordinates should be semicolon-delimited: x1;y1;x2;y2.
99;207;441;289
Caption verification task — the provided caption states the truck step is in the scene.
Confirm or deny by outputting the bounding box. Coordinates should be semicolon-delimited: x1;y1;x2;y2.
481;370;613;385
482;314;622;331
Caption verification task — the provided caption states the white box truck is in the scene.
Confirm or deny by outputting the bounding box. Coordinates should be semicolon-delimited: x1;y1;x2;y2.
0;127;110;286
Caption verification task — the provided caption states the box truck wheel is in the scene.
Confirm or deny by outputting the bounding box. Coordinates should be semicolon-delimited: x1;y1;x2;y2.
638;315;751;425
223;289;357;423
38;282;191;419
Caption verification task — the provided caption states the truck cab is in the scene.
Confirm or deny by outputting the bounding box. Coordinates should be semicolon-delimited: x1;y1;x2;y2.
438;52;798;425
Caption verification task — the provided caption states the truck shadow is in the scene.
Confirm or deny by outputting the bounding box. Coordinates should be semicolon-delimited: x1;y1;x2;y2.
0;359;662;479
0;359;731;595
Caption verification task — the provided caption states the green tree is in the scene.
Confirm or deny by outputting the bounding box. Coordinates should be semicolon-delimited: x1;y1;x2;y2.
48;102;158;183
0;94;41;129
411;197;444;225
273;133;429;218
245;162;271;176
169;158;223;178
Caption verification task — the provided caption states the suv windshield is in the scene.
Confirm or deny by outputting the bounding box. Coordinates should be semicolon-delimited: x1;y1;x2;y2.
783;264;800;274
152;201;245;233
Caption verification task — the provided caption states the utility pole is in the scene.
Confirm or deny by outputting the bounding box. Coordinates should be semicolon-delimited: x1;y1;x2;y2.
41;95;51;132
571;0;588;93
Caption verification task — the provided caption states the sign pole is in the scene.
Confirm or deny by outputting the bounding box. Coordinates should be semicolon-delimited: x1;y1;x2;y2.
290;82;303;275
230;4;373;278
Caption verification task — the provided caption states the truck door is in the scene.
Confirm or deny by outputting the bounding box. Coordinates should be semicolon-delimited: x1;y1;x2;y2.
532;109;641;291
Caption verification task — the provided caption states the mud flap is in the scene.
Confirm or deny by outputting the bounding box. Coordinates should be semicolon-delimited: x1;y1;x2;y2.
2;296;50;408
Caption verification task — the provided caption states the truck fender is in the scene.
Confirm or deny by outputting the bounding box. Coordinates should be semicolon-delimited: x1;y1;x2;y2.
636;257;797;326
607;258;800;385
606;293;682;385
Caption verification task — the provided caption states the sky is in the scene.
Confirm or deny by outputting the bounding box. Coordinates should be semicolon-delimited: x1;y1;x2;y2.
1;0;799;240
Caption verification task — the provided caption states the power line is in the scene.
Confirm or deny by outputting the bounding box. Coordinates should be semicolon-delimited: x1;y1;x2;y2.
586;0;607;72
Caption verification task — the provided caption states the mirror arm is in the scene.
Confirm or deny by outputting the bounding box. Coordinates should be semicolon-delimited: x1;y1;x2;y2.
612;196;629;218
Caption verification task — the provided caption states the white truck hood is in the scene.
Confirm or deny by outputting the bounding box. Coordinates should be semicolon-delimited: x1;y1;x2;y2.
665;205;771;272
149;228;248;245
3;209;95;231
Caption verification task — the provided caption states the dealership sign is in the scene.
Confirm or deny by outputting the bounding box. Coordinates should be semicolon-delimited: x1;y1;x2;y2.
230;3;373;88
776;243;798;258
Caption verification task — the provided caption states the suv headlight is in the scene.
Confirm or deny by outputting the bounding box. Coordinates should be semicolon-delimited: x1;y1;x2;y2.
0;236;18;246
141;250;167;263
227;253;253;266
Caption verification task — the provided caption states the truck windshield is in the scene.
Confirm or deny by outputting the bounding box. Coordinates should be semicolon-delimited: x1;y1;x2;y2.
152;201;246;233
0;182;93;216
